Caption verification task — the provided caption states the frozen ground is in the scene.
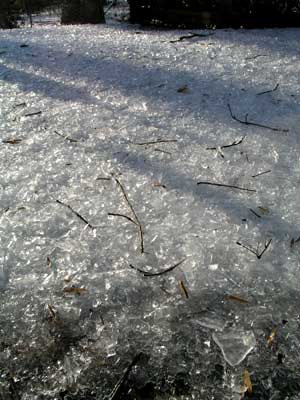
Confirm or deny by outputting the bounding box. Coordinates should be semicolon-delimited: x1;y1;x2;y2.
1;8;300;400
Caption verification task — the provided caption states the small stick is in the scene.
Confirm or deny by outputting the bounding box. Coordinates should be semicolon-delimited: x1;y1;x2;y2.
179;280;189;298
170;32;214;43
56;199;95;229
206;136;245;151
130;258;186;277
54;130;78;143
114;178;144;253
131;139;177;146
24;110;42;117
245;54;267;60
228;103;288;133
154;148;172;155
108;212;138;226
14;102;26;108
237;239;272;259
197;181;256;193
251;170;271;178
257;83;279;96
236;241;258;257
257;238;272;259
96;176;111;181
249;208;261;218
226;294;249;304
108;353;143;400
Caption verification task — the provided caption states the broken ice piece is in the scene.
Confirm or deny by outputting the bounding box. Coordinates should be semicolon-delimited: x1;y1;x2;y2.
213;330;256;366
193;311;226;331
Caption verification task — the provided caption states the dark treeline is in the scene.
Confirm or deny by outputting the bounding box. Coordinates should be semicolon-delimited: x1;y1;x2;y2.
0;0;106;28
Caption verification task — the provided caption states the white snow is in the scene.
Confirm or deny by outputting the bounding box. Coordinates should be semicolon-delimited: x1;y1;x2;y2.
1;9;300;399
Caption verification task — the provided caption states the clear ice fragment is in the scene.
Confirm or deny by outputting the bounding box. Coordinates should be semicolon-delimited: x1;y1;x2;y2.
212;330;256;366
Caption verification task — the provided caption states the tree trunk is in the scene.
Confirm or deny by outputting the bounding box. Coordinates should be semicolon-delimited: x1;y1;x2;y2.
61;0;105;24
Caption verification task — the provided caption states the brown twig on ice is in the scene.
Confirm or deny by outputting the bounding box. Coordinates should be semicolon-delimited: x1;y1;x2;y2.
108;353;143;400
197;181;256;193
56;199;95;229
227;103;288;133
114;178;144;253
236;238;272;259
130;258;186;277
257;83;279;96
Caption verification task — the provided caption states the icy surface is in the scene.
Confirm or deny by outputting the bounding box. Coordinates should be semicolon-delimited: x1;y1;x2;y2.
1;8;300;399
213;330;256;367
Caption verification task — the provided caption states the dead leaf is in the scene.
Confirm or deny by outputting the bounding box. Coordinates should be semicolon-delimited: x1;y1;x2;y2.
177;85;190;93
63;286;87;295
258;206;269;215
243;369;252;394
267;328;276;346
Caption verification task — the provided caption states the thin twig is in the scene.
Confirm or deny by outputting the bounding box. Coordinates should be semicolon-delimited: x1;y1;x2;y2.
108;212;139;226
131;139;177;146
96;176;111;181
130;258;186;277
114;178;144;253
245;54;267;60
197;181;256;193
24;111;42;117
257;239;272;259
206;136;245;151
249;208;261;218
108;353;143;400
154;148;172;155
54;130;78;143
170;32;214;43
179;280;189;298
257;83;279;96
56;199;95;229
251;170;271;178
228;103;288;133
236;239;272;259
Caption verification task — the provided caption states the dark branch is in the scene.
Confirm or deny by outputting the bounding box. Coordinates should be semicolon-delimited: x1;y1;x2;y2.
236;239;272;259
56;199;95;229
249;208;261;218
197;181;256;193
227;103;288;133
115;178;144;253
170;32;214;43
245;54;267;60
108;212;138;226
206;136;245;151
24;111;42;117
131;139;177;146
251;170;271;178
257;83;279;96
130;258;186;277
108;353;143;400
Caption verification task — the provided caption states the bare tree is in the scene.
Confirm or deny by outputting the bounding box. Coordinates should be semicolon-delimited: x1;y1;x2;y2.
61;0;105;24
